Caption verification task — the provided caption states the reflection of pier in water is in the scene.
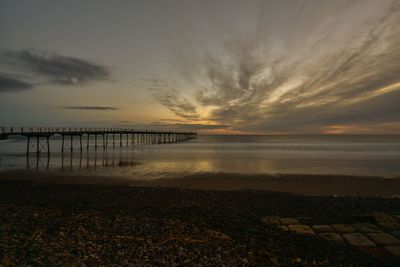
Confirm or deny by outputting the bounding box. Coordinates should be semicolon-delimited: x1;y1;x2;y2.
27;147;139;170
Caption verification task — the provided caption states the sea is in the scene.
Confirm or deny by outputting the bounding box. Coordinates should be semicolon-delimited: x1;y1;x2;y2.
0;135;399;179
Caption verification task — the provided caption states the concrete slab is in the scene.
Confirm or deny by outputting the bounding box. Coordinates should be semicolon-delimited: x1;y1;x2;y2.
280;218;300;225
312;225;334;233
261;216;280;225
352;223;382;233
385;246;400;256
319;233;345;243
288;224;315;235
342;233;376;247
377;222;400;231
367;233;400;246
332;224;357;234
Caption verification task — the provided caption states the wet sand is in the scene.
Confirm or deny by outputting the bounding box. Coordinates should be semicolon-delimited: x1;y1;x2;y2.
1;170;400;196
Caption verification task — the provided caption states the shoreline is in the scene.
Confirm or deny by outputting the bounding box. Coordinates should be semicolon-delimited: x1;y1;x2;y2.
1;170;400;197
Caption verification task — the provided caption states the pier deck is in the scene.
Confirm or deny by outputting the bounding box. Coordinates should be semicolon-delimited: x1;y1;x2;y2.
0;127;197;156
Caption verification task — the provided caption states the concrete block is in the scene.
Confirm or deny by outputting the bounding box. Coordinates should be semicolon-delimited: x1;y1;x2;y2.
319;233;345;243
377;222;400;231
352;223;382;233
312;225;334;233
343;233;376;247
367;233;400;246
332;224;356;234
288;224;315;235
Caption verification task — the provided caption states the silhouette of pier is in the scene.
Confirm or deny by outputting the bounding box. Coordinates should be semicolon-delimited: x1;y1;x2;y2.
0;127;197;156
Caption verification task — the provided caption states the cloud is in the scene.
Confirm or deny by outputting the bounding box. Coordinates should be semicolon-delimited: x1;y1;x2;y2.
146;78;200;120
161;0;400;133
63;106;118;111
0;73;33;92
1;49;111;86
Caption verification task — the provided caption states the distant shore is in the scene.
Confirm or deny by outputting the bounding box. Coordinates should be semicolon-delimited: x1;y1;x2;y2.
1;170;400;197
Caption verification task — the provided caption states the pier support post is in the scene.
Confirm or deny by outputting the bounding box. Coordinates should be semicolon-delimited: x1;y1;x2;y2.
36;136;39;157
47;136;50;156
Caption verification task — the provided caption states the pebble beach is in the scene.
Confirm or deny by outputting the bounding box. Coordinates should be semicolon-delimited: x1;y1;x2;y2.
1;174;400;266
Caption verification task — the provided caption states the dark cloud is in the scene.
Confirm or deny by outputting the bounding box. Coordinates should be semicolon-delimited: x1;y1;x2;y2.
1;49;111;86
0;73;33;92
146;78;200;120
63;106;118;111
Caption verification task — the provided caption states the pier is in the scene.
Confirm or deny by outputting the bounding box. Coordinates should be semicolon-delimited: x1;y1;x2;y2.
0;127;197;156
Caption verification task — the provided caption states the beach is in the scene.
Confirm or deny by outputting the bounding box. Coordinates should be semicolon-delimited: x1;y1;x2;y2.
1;170;400;197
1;171;400;266
1;135;400;266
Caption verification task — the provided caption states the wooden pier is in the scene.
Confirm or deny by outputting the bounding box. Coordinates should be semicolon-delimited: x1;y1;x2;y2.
0;127;197;156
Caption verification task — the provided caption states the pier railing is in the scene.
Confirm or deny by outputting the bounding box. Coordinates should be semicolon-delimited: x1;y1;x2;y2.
0;127;194;134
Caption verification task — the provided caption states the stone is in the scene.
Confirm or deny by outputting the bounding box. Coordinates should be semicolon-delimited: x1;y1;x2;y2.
280;218;300;225
312;225;334;233
332;224;356;234
319;233;345;243
288;224;315;235
377;221;400;231
342;233;376;247
385;246;400;256
352;223;382;233
261;216;280;225
367;233;400;246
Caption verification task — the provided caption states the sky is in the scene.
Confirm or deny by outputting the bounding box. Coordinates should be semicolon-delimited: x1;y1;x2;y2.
1;0;400;134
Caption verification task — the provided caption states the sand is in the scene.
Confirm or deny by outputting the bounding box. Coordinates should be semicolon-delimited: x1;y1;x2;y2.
1;170;400;197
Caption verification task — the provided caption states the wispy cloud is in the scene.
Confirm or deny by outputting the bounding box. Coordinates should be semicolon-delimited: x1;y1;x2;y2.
146;78;200;120
63;106;118;111
1;49;111;89
156;0;400;133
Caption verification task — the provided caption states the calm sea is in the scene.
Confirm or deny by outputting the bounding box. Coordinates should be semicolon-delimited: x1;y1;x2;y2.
0;135;399;178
